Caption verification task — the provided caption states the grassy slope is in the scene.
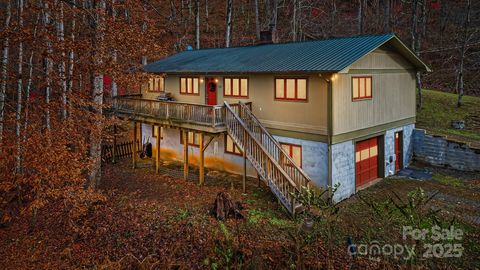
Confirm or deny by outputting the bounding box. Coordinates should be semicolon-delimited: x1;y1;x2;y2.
416;89;480;143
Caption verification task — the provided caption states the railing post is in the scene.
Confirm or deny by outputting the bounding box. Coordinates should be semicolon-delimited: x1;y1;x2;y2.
166;102;170;119
213;107;217;127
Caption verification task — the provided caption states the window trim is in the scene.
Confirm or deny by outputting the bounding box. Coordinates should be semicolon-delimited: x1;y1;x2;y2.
179;77;200;96
223;77;249;98
147;76;164;92
151;125;163;139
279;142;302;168
224;134;242;156
351;76;373;101
274;77;309;101
180;131;200;147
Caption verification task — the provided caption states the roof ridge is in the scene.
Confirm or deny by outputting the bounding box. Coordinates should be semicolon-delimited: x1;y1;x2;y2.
177;32;395;53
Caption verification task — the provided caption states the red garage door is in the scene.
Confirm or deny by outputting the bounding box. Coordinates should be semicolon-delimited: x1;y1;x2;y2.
355;137;379;188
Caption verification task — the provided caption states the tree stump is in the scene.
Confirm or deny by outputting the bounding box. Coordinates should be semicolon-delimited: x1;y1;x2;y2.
212;192;243;220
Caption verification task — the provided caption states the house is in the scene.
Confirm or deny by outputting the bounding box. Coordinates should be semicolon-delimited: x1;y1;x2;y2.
112;33;430;214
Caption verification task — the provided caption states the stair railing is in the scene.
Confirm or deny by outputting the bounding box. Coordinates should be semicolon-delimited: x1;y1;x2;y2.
236;102;312;189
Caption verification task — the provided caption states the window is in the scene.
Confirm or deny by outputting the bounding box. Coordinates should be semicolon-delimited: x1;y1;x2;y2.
280;143;302;167
225;135;242;155
180;131;200;147
355;143;378;162
148;77;164;92
224;78;248;97
151;125;163;139
180;77;199;95
352;76;372;100
275;78;307;101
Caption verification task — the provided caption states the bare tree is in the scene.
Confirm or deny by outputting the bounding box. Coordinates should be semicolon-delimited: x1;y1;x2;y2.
205;0;209;32
358;0;364;34
456;0;472;107
292;0;298;41
254;0;260;40
0;0;12;143
225;0;233;47
384;0;390;32
43;0;53;135
195;0;200;49
142;1;148;65
88;0;106;189
15;0;24;173
57;1;67;119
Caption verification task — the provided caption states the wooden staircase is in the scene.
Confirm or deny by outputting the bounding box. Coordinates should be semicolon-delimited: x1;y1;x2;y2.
224;102;313;215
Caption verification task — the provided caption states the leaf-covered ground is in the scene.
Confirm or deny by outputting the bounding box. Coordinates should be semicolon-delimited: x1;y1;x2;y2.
1;159;479;269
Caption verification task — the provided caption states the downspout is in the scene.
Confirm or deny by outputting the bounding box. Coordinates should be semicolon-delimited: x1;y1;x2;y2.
321;73;334;190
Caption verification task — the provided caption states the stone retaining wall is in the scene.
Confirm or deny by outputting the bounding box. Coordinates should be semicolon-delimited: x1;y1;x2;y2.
412;129;480;171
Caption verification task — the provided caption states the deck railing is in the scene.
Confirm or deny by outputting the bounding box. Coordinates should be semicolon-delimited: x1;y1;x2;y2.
112;97;225;127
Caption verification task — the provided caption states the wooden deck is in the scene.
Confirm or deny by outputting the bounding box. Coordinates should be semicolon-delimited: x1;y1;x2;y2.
112;97;228;133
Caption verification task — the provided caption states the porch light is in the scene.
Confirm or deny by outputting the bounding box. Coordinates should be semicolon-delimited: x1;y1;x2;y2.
215;78;219;83
200;78;204;83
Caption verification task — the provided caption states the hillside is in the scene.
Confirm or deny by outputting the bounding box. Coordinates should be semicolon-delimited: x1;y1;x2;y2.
416;89;480;145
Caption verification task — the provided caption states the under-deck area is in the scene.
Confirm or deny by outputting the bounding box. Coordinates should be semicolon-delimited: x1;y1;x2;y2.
111;97;252;192
110;97;311;215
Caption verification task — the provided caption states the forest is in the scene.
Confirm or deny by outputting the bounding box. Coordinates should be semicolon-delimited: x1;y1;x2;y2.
0;0;479;269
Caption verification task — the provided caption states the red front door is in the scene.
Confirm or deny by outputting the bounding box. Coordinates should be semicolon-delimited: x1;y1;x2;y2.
395;132;403;172
355;137;379;188
206;78;217;105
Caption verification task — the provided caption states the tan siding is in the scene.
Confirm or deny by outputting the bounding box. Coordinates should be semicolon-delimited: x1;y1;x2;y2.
142;74;328;135
332;72;416;135
220;75;328;135
348;49;414;70
142;75;205;104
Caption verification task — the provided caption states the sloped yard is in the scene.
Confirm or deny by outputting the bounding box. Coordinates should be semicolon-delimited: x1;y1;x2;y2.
417;89;480;146
1;159;479;269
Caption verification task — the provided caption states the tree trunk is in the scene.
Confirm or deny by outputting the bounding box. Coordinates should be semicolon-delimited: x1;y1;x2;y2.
141;1;147;65
0;0;12;144
67;1;76;96
205;0;209;32
225;0;233;48
292;0;297;41
195;0;200;49
23;15;40;152
410;0;418;50
15;0;24;174
58;2;67;119
457;0;471;107
43;0;53;135
330;0;337;35
254;0;260;40
111;0;117;97
88;0;106;189
358;0;363;34
384;0;390;32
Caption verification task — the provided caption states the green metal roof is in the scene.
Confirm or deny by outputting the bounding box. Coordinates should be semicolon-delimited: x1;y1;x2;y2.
144;33;431;74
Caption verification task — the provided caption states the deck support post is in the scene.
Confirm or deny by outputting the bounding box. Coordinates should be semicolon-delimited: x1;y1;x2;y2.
112;124;117;164
132;122;137;169
183;130;189;180
199;132;205;185
242;130;247;193
155;125;161;174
